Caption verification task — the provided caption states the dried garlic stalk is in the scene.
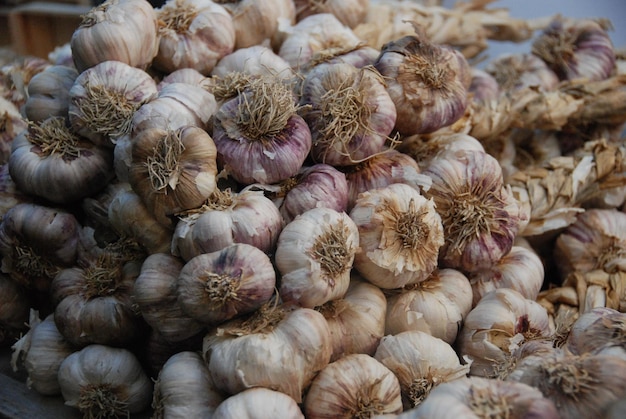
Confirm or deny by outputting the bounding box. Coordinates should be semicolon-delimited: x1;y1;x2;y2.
509;140;626;237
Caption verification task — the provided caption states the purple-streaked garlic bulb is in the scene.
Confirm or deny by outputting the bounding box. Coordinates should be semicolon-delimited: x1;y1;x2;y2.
22;65;79;123
468;68;500;102
485;52;560;93
375;32;471;135
299;62;396;166
531;16;616;81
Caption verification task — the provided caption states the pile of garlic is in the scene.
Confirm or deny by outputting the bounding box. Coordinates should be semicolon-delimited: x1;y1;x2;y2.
1;0;626;417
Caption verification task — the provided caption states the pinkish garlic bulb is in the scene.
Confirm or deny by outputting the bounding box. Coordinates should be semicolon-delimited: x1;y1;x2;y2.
484;52;560;93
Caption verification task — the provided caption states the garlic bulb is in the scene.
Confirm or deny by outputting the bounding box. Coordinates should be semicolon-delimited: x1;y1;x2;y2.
384;268;473;344
397;132;485;172
423;149;524;273
1;56;50;109
9;117;114;204
0;98;27;165
341;149;431;211
58;344;152;418
299;63;397;166
468;68;500;102
158;67;209;88
374;330;470;409
458;288;553;378
154;0;235;75
508;349;626;418
531;16;616;81
212;387;304;419
374;32;471;135
484;52;560;93
152;351;223;419
0;274;30;347
51;256;145;347
177;243;276;325
564;307;626;359
13;313;74;396
70;0;160;72
303;353;403;418
275;207;359;308
212;76;311;185
468;245;545;307
131;82;218;132
407;376;559;419
211;45;296;87
133;253;205;343
23;65;78;123
202;301;332;402
129;125;218;227
172;187;283;260
294;0;368;29
270;163;349;225
278;13;363;71
0;203;80;292
69;60;158;146
316;275;386;361
350;183;444;289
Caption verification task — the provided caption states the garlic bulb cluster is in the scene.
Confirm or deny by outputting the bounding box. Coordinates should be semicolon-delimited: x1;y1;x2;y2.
351;183;444;289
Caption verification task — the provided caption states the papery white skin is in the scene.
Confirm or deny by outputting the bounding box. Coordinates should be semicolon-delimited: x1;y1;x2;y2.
212;387;304;419
374;330;470;410
457;288;552;378
293;0;369;29
57;344;153;415
212;45;296;81
398;133;485;173
351;183;444;289
133;253;205;343
172;188;283;260
153;351;223;419
203;304;332;403
468;245;545;307
158;68;208;89
68;60;158;146
564;307;626;359
317;276;386;362
276;207;359;308
303;353;403;418
385;268;473;344
154;0;235;75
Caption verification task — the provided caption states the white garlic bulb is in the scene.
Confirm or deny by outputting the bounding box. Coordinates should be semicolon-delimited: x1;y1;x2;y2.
276;207;359;308
303;353;403;418
23;65;78;123
351;183;444;289
212;387;304;419
374;330;470;409
565;307;626;359
384;268;473;344
293;0;369;29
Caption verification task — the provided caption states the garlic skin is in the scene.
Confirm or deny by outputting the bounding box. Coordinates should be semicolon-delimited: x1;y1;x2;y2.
58;344;152;418
374;33;471;135
129;125;218;227
276;207;359;308
484;52;560;93
468;68;500;102
70;0;160;72
384;268;473;345
350;183;444;289
9;117;114;204
468;245;545;307
374;330;470;409
423;149;524;273
69;60;158;146
0;203;80;292
0;274;30;347
212;388;304;419
531;16;616;81
212;77;312;185
303;353;403;418
408;376;560;419
458;288;553;378
294;0;368;29
154;0;235;76
0;98;27;165
299;63;397;166
317;276;386;362
158;68;208;89
508;349;626;418
211;45;296;87
565;307;626;359
397;133;485;173
133;253;205;343
143;329;204;378
278;13;363;71
152;351;223;419
23;65;78;123
177;243;276;325
202;302;332;403
172;188;283;260
341;149;431;212
272;163;349;225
